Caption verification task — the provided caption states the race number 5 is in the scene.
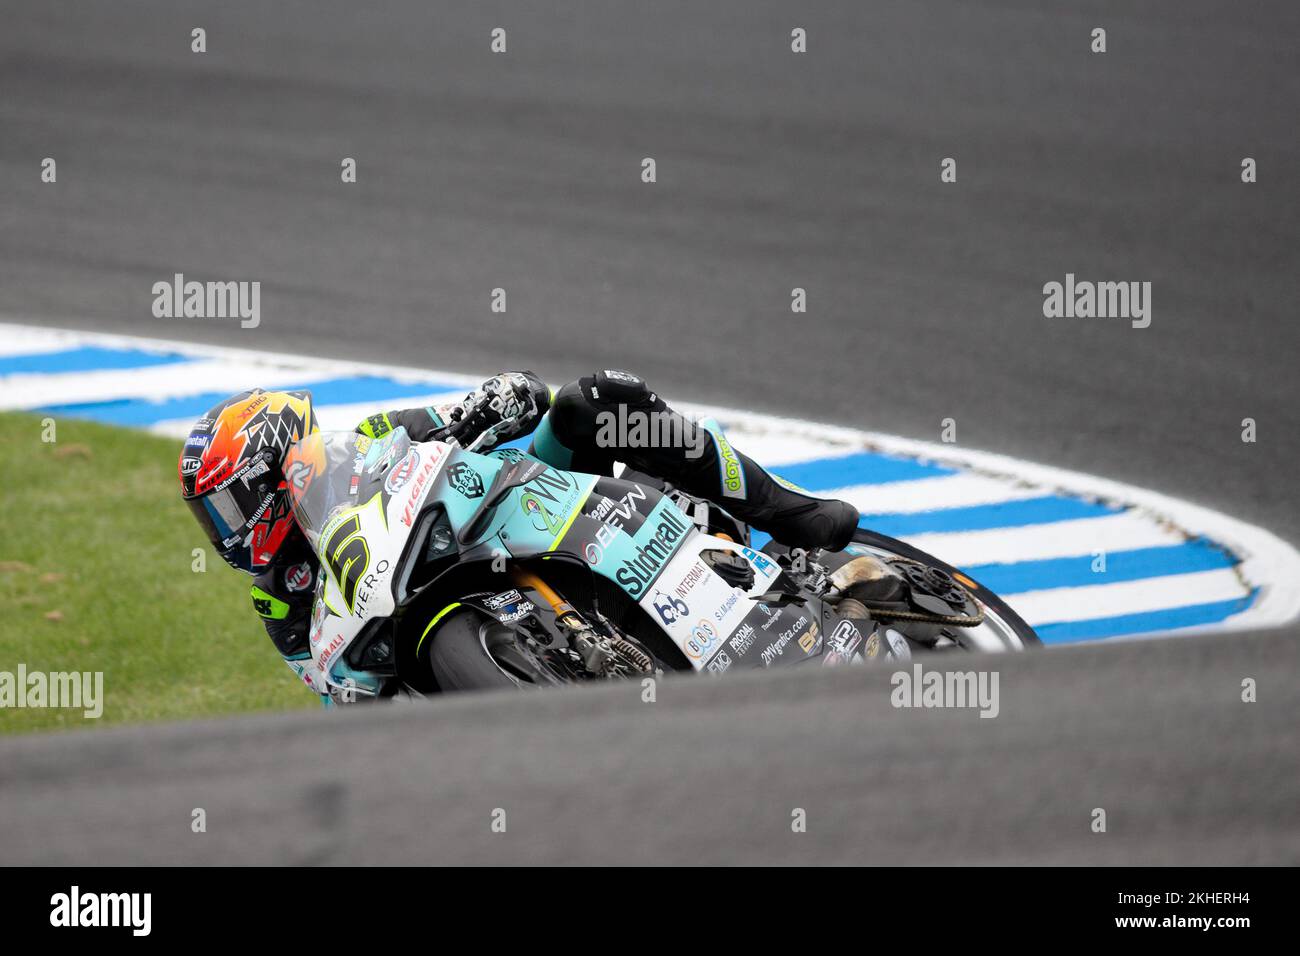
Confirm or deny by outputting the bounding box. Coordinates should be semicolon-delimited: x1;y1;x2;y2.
324;513;369;612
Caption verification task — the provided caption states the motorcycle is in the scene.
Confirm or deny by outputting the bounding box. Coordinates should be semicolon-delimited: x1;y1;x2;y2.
282;418;1039;701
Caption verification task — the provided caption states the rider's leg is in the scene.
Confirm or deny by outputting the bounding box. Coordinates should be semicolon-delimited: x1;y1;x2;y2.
529;370;860;552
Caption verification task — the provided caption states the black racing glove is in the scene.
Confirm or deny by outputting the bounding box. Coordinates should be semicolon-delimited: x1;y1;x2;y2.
442;371;547;449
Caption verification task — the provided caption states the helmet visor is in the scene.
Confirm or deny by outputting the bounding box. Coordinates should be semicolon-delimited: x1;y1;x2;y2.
185;483;265;572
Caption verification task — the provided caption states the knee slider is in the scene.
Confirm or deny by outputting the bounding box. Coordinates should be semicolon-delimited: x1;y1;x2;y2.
588;369;654;407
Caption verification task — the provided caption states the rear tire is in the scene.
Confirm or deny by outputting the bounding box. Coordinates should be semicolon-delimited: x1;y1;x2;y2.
850;528;1042;648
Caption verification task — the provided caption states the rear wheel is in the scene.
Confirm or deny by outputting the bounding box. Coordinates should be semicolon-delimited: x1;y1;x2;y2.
848;528;1041;650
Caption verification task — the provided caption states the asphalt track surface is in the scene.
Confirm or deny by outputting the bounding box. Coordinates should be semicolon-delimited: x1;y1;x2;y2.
1;1;1297;864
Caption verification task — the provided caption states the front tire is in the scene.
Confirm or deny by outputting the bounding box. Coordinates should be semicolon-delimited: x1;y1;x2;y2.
426;607;529;691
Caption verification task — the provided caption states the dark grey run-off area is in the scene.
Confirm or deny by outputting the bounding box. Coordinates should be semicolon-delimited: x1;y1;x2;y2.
0;1;1296;863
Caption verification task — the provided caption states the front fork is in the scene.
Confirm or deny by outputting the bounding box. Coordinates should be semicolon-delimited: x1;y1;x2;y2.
509;568;622;674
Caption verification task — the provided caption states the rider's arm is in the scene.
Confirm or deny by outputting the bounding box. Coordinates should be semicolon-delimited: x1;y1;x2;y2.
356;371;552;450
250;565;331;705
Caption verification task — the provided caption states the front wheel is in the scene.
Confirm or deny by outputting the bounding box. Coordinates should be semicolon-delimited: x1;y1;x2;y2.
425;606;542;691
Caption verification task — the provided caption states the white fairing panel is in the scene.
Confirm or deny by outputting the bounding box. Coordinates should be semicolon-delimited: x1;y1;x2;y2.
639;535;783;670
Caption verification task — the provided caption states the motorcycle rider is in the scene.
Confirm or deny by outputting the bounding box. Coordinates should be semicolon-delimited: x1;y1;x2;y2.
178;370;860;701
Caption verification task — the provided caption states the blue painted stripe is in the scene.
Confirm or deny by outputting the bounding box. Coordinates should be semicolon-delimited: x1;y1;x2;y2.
773;452;953;491
1034;591;1257;643
963;539;1237;594
40;375;467;427
858;495;1118;537
0;346;190;376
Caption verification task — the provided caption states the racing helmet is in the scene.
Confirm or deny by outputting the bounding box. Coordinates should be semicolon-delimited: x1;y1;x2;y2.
179;389;318;573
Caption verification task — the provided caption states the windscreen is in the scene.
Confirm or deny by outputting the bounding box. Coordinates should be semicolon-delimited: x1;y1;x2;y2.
282;429;412;554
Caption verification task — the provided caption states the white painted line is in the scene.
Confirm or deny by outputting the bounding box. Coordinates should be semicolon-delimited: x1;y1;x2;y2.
1006;567;1249;627
0;359;329;409
833;473;1045;515
904;511;1183;567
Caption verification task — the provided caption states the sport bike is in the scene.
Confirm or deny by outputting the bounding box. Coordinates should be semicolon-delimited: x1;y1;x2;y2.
282;421;1038;700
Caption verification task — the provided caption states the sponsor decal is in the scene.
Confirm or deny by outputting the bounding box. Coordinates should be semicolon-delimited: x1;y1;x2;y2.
522;494;563;534
497;603;534;624
684;619;722;661
478;588;536;622
351;558;391;616
180;456;202;476
613;504;691;598
603;369;640;384
759;603;783;630
865;631;881;658
674;562;707;598
706;650;732;674
198;458;256;496
400;445;449;527
186;433;211;449
238;393;269;421
822;618;863;666
651;589;689;626
800;620;822;654
728;621;757;656
589;484;648;523
583;485;652;564
484;589;522;610
760;614;810;666
286;459;312;490
740;546;776;576
384;448;420;494
713;431;746;500
519;468;580;535
712;590;742;625
798;620;821;654
318;633;346;670
285;561;313;592
447;462;485;499
240;456;270;488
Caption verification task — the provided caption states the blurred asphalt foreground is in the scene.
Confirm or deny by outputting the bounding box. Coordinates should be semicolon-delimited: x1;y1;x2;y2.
1;627;1295;866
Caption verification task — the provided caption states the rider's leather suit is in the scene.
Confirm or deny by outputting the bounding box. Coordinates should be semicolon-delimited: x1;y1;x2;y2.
252;369;860;702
